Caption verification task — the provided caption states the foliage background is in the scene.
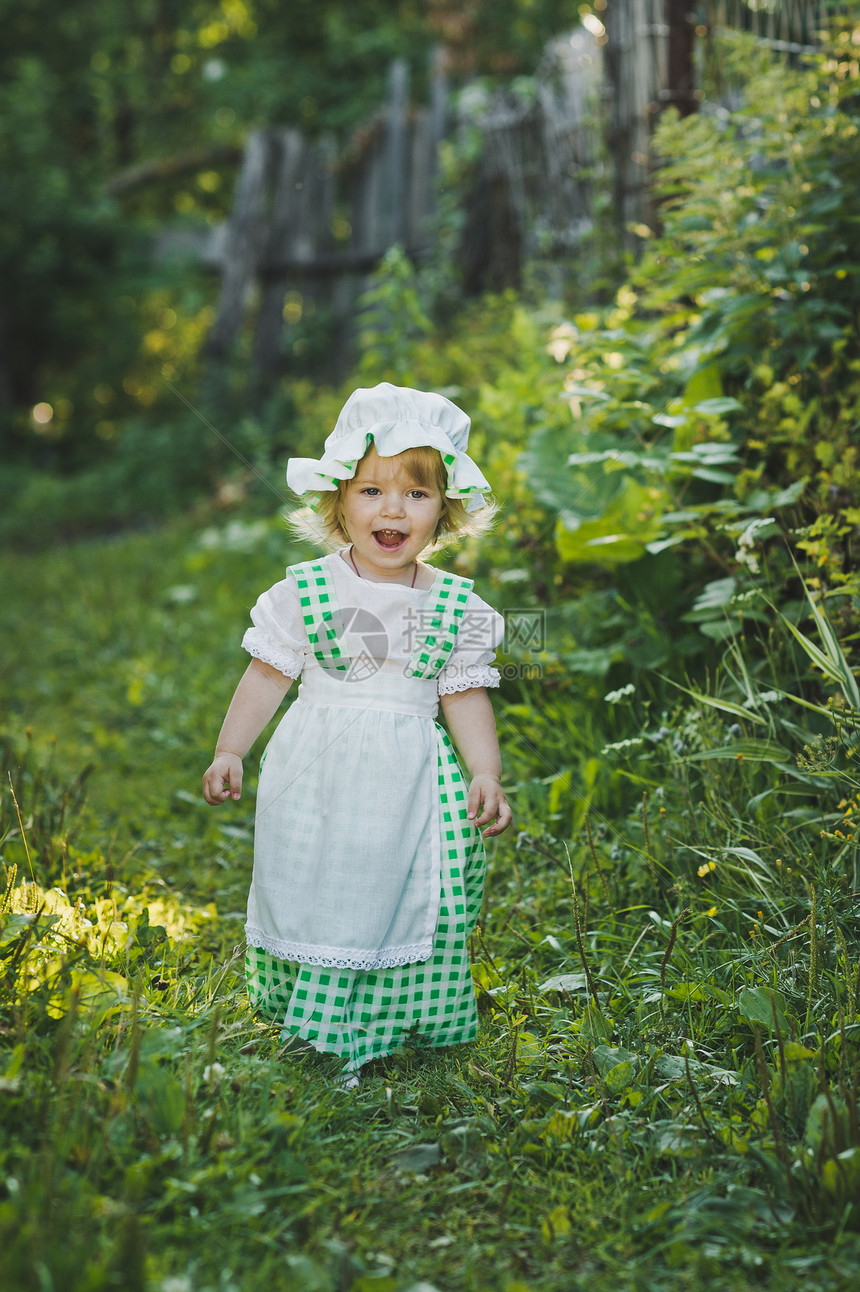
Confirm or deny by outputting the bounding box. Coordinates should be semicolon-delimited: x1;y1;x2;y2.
3;4;860;1290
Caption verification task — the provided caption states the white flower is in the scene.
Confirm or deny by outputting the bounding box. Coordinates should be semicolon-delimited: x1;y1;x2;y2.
604;683;636;704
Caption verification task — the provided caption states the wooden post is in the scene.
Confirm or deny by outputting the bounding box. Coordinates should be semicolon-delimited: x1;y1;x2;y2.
426;46;448;222
297;133;337;378
407;109;431;251
205;130;271;358
253;129;305;377
352;123;385;260
603;0;666;245
665;0;696;116
386;59;409;247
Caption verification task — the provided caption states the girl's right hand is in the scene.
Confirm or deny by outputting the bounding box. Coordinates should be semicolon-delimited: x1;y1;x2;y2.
202;753;243;805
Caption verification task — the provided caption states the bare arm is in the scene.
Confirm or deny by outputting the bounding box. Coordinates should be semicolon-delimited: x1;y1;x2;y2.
202;658;294;804
440;687;512;838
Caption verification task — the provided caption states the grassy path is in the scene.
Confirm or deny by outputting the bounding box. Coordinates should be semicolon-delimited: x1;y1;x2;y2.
1;519;859;1291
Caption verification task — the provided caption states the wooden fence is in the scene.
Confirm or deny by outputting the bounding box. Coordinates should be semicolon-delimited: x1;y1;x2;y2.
602;0;854;240
203;53;449;379
201;1;853;382
202;33;604;381
457;28;602;295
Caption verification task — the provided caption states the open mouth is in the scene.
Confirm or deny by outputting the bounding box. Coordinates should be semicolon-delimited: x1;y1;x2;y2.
374;529;407;550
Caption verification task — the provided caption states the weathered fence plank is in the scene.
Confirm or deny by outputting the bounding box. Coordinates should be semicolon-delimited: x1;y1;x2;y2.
253;129;305;375
386;59;410;247
205;130;270;359
201;4;851;378
203;34;605;367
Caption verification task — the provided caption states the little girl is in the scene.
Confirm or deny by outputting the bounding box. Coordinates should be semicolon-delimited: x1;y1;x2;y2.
202;382;512;1083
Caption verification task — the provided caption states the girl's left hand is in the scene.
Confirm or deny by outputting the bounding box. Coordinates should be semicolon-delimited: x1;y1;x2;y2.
467;773;513;838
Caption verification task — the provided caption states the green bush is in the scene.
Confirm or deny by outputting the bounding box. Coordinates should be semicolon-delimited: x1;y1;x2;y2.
518;28;860;634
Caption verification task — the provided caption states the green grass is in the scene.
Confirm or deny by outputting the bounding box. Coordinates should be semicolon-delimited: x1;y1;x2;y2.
2;516;860;1292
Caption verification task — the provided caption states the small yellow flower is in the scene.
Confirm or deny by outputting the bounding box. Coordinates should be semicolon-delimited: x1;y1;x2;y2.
697;861;716;878
707;906;717;917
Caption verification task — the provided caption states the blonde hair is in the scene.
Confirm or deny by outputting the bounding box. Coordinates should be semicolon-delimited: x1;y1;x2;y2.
289;444;497;551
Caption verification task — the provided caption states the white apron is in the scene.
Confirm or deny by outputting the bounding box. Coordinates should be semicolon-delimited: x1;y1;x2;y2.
245;557;476;971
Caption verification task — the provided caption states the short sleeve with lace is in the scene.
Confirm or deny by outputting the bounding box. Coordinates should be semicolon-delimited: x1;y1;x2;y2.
437;591;504;696
242;576;307;679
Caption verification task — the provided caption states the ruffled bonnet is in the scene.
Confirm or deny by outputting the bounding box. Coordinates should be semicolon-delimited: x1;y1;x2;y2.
286;382;492;513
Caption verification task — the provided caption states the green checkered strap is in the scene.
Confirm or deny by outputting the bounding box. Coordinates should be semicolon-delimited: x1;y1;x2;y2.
406;573;474;680
290;559;348;673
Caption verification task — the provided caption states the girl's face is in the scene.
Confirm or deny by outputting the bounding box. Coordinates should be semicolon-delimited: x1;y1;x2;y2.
341;446;444;581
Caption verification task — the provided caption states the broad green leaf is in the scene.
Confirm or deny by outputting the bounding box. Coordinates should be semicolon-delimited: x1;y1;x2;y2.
693;397;743;416
805;1093;850;1155
541;1205;572;1241
822;1148;860;1200
522;1081;567;1110
579;1003;613;1043
562;384;611;401
691;467;737;484
566;450;663;471
543;1109;579;1142
737;985;790;1035
539;972;589;994
665;981;731;1003
605;1061;638;1092
671;447;739;465
683;365;725;406
391;1142;441;1172
592;1045;638;1076
556;479;666;567
784;1042;817;1063
767;479;806;508
561;647;623;677
0;912;44;946
645;534;691;554
690;441;743;459
67;968;128;1018
691;577;736;611
655;1054;739;1085
723;846;774;872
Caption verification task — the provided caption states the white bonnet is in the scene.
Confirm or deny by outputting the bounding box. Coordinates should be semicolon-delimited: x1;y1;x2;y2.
286;382;492;513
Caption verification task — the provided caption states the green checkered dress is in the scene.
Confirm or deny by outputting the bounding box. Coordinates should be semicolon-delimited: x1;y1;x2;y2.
245;558;487;1072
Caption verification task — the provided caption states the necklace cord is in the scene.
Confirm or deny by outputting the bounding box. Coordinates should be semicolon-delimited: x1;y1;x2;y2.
349;545;417;588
